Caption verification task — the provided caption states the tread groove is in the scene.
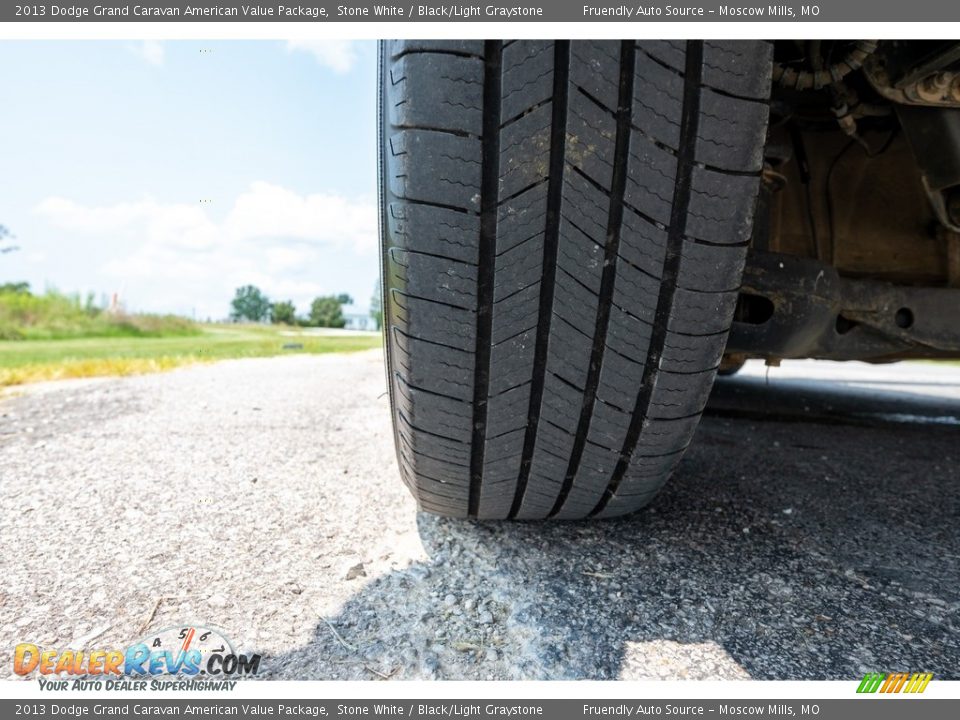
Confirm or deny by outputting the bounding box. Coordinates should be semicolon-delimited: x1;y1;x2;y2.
393;48;484;61
499;98;553;130
397;197;478;216
393;124;478;140
390;288;475;312
392;326;470;354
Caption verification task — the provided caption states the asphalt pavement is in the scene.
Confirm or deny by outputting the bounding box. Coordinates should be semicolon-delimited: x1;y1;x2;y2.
1;351;957;680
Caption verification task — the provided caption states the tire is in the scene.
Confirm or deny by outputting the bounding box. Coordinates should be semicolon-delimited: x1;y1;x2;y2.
379;40;772;520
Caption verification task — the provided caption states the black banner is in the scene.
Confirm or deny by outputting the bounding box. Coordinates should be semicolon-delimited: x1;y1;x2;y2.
3;699;958;720
3;1;958;23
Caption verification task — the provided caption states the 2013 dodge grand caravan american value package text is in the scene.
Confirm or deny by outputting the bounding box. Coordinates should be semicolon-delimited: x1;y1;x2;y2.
378;40;960;520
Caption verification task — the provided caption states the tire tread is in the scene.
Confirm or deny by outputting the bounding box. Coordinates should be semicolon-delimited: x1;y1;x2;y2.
381;39;771;519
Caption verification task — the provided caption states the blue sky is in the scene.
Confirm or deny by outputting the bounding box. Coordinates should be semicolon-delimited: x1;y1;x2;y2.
0;40;378;319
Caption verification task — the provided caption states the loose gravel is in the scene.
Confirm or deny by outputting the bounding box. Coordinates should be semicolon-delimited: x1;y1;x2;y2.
1;352;957;680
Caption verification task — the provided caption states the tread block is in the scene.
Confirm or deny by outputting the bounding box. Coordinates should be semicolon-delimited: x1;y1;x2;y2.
494;235;543;302
501;40;555;122
619;208;668;278
595;350;644;409
659;331;728;373
703;41;773;101
624;133;678;227
584;401;633;450
685;169;761;245
388;202;480;264
606;302;653;359
632;50;684;150
637;41;686;76
696;88;769;172
570;40;622;112
393;293;476;352
667;287;739;336
562;170;611;243
497;183;549;256
389;53;484;136
390;248;477;308
490;283;540;345
485;382;532;440
395;376;473;439
614;256;661;309
631;414;700;456
566;92;617;189
499;104;552;199
389;130;482;212
648;368;716;420
397;414;471;466
555;441;619;518
393;331;475;401
545;318;593;387
676;240;748;293
551;273;601;339
557;223;605;288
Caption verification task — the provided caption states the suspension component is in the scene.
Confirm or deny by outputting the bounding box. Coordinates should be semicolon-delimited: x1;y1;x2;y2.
773;40;878;91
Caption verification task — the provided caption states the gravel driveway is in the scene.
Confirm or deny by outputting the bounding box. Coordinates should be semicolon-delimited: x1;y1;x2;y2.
2;350;958;680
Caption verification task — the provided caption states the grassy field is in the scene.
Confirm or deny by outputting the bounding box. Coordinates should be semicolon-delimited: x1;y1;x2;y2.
0;287;198;341
0;325;382;387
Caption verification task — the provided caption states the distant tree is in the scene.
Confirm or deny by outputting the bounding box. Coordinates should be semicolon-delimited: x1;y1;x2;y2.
0;281;30;294
271;300;297;325
82;291;100;317
336;293;353;306
309;295;347;328
0;225;18;255
230;285;271;322
370;278;382;331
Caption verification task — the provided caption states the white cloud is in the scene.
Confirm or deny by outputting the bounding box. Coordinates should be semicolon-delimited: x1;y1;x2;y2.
34;183;377;319
226;181;376;251
36;197;218;250
284;39;358;74
132;40;165;66
36;182;376;254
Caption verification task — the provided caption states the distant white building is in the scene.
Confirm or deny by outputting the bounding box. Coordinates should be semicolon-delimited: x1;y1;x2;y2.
341;304;376;331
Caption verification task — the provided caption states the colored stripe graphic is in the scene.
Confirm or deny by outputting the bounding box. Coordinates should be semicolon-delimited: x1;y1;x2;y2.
857;672;933;693
908;673;934;693
857;673;886;693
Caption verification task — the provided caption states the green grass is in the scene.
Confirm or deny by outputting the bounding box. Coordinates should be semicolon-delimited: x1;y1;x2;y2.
0;288;198;340
0;325;382;387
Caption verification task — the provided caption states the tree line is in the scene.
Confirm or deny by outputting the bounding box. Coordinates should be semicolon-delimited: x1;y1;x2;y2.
2;223;384;331
230;284;382;330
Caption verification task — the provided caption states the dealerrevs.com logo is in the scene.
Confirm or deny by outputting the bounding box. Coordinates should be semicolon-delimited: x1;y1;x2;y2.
14;625;261;690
